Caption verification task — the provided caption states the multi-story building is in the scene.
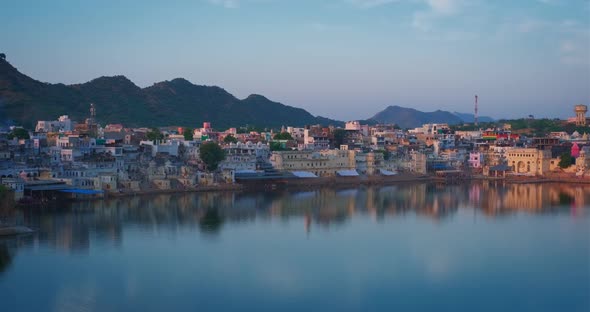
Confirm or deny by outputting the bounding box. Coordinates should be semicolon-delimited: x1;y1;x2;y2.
506;148;551;175
355;152;382;175
303;128;331;150
468;152;483;169
408;150;427;174
270;149;356;177
220;142;270;172
35;115;74;133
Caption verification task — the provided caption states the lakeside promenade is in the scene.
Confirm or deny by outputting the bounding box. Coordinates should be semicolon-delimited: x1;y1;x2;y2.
60;172;590;202
8;171;590;207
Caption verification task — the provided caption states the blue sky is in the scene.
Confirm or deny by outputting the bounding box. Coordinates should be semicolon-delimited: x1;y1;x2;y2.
2;0;589;121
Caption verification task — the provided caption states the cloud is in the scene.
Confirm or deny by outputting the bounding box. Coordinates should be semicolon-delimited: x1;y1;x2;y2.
412;0;462;32
347;0;400;8
516;18;546;33
208;0;240;8
559;40;590;66
426;0;460;14
560;40;576;53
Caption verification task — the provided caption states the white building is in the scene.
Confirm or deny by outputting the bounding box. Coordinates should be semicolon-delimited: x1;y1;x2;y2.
140;140;181;157
35;115;74;133
220;142;270;172
0;177;25;201
286;127;306;142
409;123;450;135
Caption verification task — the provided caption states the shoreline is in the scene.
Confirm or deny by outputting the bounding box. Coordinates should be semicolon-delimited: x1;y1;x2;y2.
17;173;590;206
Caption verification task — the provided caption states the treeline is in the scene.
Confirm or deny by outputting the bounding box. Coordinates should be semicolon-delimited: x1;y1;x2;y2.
452;118;588;137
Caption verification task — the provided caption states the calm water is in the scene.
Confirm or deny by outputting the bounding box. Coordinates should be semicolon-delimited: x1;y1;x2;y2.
0;182;588;312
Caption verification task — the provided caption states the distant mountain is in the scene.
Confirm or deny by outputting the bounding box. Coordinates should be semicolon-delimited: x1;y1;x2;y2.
453;112;494;123
371;105;464;129
0;57;341;129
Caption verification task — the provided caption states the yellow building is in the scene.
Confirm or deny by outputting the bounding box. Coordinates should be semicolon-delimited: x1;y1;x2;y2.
270;150;356;177
506;148;551;176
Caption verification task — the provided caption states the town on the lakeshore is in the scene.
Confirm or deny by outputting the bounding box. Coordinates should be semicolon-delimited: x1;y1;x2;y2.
1;103;589;203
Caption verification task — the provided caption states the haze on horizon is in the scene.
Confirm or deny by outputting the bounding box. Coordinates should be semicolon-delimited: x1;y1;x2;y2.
2;0;589;121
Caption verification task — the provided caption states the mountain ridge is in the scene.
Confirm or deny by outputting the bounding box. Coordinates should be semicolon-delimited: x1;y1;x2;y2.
0;57;342;129
370;105;494;129
1;57;494;130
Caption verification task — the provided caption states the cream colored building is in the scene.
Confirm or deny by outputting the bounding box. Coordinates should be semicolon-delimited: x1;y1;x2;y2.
506;148;551;176
408;150;427;174
575;104;587;126
575;148;590;175
270;150;356;177
355;152;384;175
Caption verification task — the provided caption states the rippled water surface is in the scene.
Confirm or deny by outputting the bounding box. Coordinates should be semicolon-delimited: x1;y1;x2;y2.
1;182;589;311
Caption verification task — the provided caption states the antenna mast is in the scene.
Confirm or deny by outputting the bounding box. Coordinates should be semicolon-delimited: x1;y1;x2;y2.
474;95;478;127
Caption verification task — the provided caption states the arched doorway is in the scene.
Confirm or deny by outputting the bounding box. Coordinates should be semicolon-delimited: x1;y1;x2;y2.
517;161;527;173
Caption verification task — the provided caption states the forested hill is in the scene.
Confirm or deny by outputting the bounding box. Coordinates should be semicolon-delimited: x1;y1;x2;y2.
0;57;341;129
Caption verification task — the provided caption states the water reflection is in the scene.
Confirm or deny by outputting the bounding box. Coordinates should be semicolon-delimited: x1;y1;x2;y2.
0;243;12;276
0;182;586;254
1;182;588;312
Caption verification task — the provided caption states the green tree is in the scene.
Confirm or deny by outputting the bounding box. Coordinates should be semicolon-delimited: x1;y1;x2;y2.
558;153;573;168
273;132;293;140
270;141;286;151
7;128;30;140
199;142;226;171
223;135;238;143
146;128;164;141
375;149;391;160
183;128;194;141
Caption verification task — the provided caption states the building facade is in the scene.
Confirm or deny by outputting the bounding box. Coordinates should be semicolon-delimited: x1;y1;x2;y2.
270;150;356;177
506;148;551;176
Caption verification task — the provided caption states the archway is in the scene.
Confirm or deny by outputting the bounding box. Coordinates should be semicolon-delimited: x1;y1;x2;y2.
517;161;526;173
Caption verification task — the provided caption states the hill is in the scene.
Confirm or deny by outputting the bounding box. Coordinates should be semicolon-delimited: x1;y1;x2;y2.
0;57;341;129
370;105;464;129
453;112;494;123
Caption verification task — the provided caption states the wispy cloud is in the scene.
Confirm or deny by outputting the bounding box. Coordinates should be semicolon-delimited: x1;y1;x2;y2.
494;15;589;66
560;40;576;53
426;0;460;14
515;18;547;33
208;0;240;9
536;0;562;5
412;0;463;32
559;40;590;66
347;0;400;9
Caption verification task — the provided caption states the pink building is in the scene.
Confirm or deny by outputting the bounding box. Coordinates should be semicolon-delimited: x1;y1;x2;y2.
572;143;580;158
468;152;483;168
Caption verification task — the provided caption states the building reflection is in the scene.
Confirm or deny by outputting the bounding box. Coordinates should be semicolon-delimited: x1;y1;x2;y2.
1;182;588;253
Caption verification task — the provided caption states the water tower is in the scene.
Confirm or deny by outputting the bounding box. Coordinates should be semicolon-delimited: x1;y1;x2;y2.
575;105;587;126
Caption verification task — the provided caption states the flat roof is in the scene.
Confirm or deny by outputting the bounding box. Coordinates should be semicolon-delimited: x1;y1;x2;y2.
25;184;75;191
59;189;104;195
337;170;359;177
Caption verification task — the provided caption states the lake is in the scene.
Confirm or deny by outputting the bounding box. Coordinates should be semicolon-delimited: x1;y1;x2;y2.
0;182;589;311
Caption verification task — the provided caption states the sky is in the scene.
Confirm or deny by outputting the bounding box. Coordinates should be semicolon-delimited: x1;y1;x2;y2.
1;0;589;121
